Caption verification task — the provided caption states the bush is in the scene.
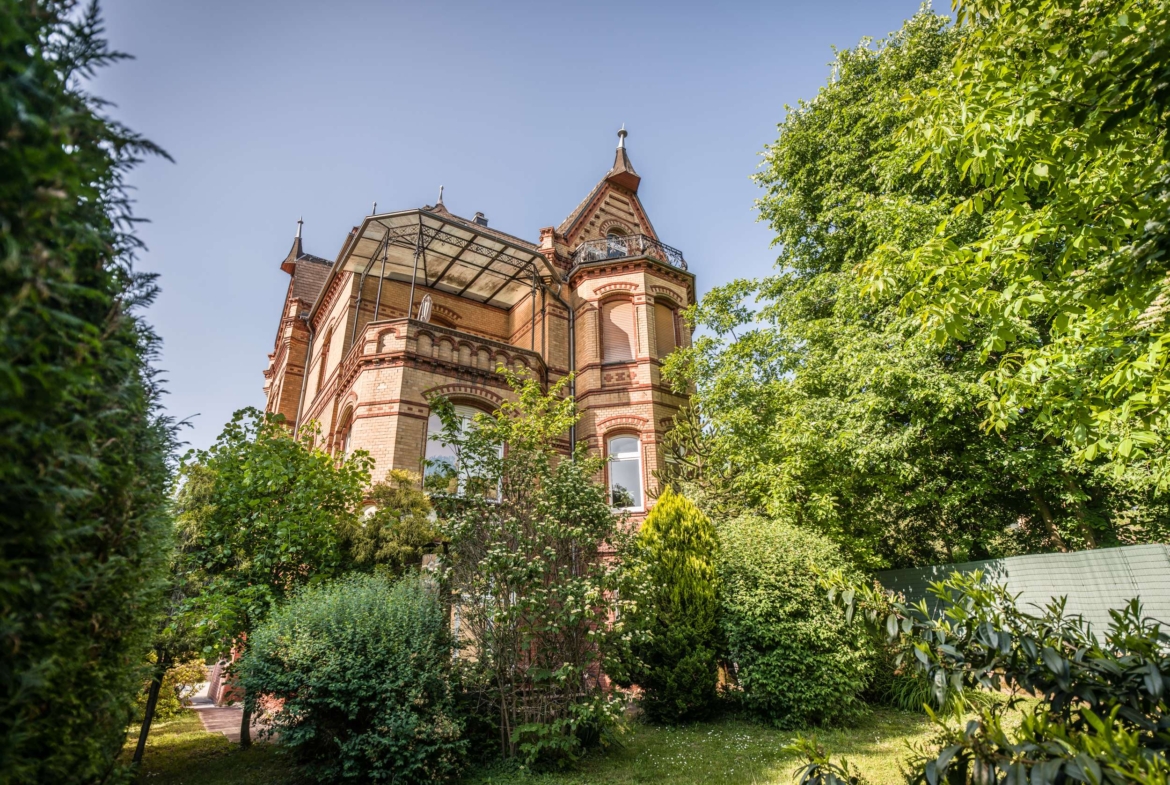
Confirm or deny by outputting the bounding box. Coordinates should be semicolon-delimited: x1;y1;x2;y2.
803;572;1170;784
241;573;466;784
0;4;174;782
718;516;872;728
625;487;722;723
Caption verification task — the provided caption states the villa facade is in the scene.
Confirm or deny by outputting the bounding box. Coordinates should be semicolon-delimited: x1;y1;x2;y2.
261;131;695;518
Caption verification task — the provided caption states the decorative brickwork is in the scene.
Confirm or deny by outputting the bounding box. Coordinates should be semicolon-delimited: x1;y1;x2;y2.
262;133;695;520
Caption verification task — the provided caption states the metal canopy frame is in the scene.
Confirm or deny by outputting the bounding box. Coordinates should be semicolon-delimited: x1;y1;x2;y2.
335;209;557;318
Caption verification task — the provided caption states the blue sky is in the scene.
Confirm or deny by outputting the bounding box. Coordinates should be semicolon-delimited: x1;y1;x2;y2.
94;0;925;453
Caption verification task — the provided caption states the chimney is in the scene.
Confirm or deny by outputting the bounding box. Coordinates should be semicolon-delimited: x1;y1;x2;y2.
473;212;488;227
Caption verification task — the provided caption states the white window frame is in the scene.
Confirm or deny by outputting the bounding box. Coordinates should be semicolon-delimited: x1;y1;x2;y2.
424;404;503;498
607;435;644;512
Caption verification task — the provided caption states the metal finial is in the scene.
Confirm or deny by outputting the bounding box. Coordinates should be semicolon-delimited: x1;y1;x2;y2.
437;185;444;205
617;124;627;149
371;201;377;215
296;216;303;238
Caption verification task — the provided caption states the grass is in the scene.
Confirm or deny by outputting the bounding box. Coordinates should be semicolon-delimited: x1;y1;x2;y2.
465;708;932;785
125;711;301;784
126;707;936;785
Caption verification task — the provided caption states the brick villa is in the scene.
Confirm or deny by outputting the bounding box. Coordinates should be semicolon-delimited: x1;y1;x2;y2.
261;130;694;517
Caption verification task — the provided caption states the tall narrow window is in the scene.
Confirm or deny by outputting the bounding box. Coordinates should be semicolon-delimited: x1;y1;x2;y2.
316;327;333;393
608;435;643;510
601;300;636;364
654;302;677;357
340;409;355;455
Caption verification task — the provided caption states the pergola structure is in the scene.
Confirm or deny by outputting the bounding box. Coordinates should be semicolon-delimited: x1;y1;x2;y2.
331;208;561;347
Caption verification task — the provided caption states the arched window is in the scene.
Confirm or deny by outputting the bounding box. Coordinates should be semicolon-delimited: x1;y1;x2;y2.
601;300;636;364
607;435;643;510
340;408;355;455
654;301;677;357
424;404;501;498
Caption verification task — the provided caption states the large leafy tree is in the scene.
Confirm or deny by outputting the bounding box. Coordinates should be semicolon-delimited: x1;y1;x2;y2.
181;408;371;746
432;372;631;764
667;10;1168;568
866;0;1170;486
0;3;176;782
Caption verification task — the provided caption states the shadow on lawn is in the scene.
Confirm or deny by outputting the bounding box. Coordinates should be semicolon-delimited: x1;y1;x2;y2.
125;707;932;785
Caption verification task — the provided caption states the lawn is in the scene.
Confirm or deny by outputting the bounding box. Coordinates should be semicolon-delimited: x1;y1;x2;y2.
126;708;935;785
124;711;301;785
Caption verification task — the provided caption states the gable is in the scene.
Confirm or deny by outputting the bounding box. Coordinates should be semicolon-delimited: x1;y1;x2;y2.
560;182;660;247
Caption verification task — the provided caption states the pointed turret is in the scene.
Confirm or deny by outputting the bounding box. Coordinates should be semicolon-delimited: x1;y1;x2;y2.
281;217;304;274
556;128;657;245
606;125;640;192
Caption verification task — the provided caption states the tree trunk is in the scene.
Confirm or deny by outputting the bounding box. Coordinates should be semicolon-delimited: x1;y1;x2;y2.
239;687;252;748
1061;474;1098;548
132;648;168;766
1030;489;1068;552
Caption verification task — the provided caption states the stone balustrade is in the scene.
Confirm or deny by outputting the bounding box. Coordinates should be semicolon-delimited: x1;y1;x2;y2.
339;318;545;389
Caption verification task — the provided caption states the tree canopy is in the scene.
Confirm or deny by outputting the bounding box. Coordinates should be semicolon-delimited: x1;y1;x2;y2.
667;9;1170;568
863;0;1170;488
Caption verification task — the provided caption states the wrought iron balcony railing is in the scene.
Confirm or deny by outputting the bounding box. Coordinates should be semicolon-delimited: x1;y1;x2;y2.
570;234;687;271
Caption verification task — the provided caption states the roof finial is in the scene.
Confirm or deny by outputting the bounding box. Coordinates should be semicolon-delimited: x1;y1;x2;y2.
617;124;627;149
296;215;303;238
437;185;445;205
371;201;377;215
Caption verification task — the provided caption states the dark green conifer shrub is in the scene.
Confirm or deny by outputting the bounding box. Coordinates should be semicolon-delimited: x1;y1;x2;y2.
718;516;872;728
0;3;174;781
241;574;467;784
626;487;722;723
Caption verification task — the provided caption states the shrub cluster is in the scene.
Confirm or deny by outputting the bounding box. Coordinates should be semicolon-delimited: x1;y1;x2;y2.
717;516;873;728
241;573;466;784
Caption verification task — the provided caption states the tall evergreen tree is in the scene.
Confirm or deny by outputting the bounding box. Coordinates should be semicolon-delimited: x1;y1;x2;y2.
0;2;175;781
625;487;721;723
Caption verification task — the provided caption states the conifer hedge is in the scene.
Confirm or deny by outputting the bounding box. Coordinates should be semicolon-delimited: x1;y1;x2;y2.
0;3;174;782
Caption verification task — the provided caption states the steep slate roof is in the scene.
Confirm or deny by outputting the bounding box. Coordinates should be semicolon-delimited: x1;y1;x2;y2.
556;131;643;238
290;256;332;303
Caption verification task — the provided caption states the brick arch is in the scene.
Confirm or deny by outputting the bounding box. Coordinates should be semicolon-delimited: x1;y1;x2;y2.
595;281;639;300
596;413;649;436
650;287;684;308
598;218;633;237
423;383;505;411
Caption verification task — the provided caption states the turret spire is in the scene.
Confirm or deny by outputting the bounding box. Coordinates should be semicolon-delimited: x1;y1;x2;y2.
607;126;640;192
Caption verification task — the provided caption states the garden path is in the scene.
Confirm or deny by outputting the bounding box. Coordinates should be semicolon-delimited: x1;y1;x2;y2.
189;693;265;744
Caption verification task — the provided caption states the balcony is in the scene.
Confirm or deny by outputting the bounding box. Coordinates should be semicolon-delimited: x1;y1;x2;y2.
337;318;546;393
570;233;687;272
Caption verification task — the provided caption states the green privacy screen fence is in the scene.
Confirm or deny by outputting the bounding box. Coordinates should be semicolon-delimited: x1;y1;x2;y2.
876;544;1170;633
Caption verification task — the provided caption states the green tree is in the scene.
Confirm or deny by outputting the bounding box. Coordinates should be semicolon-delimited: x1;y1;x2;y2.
432;372;631;764
667;9;1166;567
0;3;176;782
865;0;1170;487
182;408;371;746
343;469;438;575
623;487;722;723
